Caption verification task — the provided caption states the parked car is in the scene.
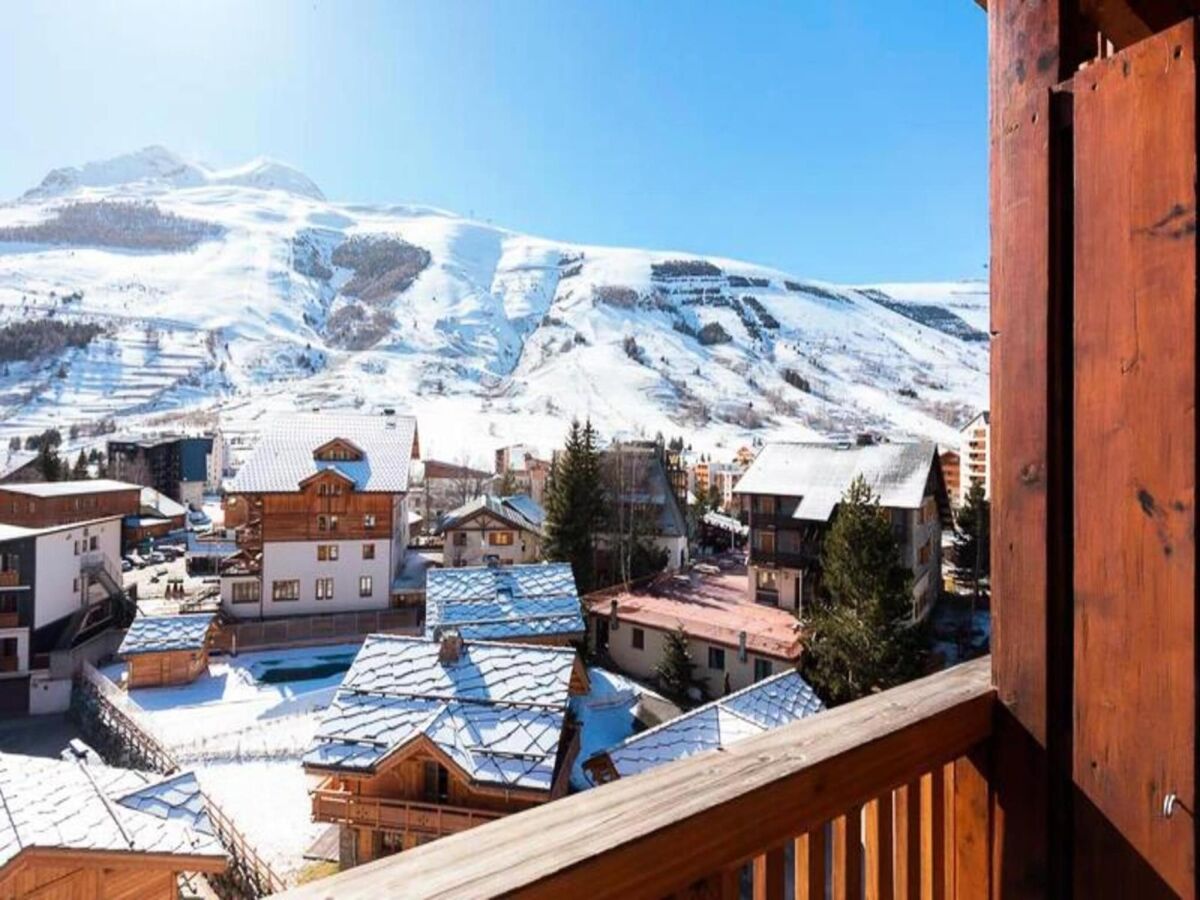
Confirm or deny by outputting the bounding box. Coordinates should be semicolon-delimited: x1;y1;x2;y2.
127;553;146;569
147;551;166;565
120;558;133;573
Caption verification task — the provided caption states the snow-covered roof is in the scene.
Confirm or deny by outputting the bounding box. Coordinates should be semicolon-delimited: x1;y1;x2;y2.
436;494;545;537
0;753;225;870
140;486;187;519
118;613;215;656
0;478;140;498
0;516;123;543
425;562;585;642
732;441;938;520
305;635;581;793
0;450;37;481
589;669;824;781
701;510;749;537
229;413;418;494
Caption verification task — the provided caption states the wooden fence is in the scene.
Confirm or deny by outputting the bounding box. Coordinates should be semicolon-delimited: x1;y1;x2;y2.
74;663;287;899
213;607;421;654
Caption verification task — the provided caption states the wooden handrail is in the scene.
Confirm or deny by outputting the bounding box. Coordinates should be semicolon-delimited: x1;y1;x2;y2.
277;657;993;899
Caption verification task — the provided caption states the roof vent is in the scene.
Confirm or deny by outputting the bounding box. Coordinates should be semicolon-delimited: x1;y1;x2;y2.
437;628;463;665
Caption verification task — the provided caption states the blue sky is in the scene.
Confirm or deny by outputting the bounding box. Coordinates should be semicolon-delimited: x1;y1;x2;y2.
0;1;987;283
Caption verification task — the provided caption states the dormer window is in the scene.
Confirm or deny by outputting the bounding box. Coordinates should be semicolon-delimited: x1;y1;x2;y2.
313;438;364;462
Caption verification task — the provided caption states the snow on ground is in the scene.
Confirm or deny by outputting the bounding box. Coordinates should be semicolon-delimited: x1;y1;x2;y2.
101;643;362;881
569;666;661;791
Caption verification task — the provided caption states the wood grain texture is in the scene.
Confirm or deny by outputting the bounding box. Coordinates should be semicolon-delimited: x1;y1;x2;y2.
832;808;862;900
864;793;893;900
1072;19;1197;897
277;659;993;900
796;829;827;900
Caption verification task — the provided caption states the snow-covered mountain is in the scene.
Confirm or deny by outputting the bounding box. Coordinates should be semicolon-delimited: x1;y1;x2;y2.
0;147;987;462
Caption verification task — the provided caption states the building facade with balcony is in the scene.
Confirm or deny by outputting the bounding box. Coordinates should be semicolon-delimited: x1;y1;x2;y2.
107;432;219;505
0;515;126;715
734;441;950;622
436;494;544;568
958;410;990;505
220;413;420;619
303;632;588;869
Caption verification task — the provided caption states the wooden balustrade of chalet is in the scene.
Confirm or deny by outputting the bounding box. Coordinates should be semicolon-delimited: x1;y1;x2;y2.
311;790;504;839
278;658;992;899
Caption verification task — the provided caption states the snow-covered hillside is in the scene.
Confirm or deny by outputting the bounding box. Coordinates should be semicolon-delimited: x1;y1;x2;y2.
0;147;987;462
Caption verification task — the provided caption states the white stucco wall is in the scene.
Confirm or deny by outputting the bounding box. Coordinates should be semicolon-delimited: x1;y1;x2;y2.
259;538;391;617
33;518;121;629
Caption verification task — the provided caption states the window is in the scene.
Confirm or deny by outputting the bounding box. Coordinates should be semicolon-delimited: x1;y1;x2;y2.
422;761;449;803
488;531;514;546
272;580;300;602
317;544;339;562
756;570;778;591
708;646;726;671
362;543;375;560
452;532;467;547
318;515;339;532
752;495;777;516
88;536;98;551
329;515;339;532
231;582;260;604
918;541;932;566
754;658;773;682
73;540;80;556
632;627;645;651
0;637;17;662
751;530;776;554
315;577;334;600
363;514;376;529
73;578;79;593
359;575;373;597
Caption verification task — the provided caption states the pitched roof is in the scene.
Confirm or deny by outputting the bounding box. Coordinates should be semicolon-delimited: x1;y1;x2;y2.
139;486;187;519
588;670;824;781
585;567;803;661
304;635;579;792
0;450;37;481
229;413;418;494
602;446;688;539
0;478;140;498
436;494;545;537
0;516;124;543
732;441;938;521
118;614;215;656
0;754;225;870
425;563;585;642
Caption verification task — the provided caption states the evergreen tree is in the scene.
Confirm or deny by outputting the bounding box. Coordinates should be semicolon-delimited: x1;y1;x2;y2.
72;450;89;479
802;475;925;705
497;468;520;496
706;482;723;512
544;419;603;592
655;626;703;702
6;436;18;452
953;482;991;607
35;443;62;481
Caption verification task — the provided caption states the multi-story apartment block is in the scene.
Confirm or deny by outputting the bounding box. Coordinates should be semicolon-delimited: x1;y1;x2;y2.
107;433;217;505
733;441;950;622
220;413;420;618
0;479;141;529
940;449;962;505
958;411;990;504
0;515;128;715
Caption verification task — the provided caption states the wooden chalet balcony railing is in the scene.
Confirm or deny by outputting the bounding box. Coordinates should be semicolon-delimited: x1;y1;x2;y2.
0;571;20;588
0;612;18;628
312;789;505;838
281;657;993;899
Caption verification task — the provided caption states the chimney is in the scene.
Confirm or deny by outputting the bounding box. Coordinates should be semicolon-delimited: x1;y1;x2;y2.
437;628;463;665
609;598;619;630
738;630;748;662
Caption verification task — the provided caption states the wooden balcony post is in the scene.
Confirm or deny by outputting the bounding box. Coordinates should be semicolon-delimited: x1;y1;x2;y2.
864;794;893;900
753;846;785;900
832;807;862;900
893;782;921;900
796;828;827;900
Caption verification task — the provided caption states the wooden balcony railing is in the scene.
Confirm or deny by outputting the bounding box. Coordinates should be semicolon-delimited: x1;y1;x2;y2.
0;571;20;588
312;789;504;838
0;612;18;628
280;657;993;899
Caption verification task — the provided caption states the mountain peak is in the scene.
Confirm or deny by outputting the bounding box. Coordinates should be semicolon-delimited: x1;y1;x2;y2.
21;147;324;202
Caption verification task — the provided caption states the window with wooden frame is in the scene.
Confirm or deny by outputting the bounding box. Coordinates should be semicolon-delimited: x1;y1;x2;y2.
315;577;334;601
753;658;772;682
707;646;725;671
359;575;373;597
362;543;375;560
231;582;260;604
422;761;449;804
488;531;514;546
317;544;339;561
272;580;300;602
363;514;376;529
632;627;645;650
452;532;467;547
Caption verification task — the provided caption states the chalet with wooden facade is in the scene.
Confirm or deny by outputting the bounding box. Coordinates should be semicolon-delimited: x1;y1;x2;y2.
0;753;226;898
0;516;129;716
278;4;1200;898
220;413;420;618
425;562;585;645
587;564;803;695
583;668;823;785
437;494;545;568
303;632;588;868
117;613;216;688
597;440;690;573
0;479;141;529
734;440;950;621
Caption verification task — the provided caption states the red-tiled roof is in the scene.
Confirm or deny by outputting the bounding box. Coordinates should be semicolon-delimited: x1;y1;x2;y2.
585;567;803;662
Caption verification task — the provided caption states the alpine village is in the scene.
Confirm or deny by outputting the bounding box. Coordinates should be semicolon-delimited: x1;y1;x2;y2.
0;1;1195;899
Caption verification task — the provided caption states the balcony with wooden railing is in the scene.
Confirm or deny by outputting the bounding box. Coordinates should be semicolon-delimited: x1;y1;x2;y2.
281;658;993;899
311;788;505;839
0;570;21;588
